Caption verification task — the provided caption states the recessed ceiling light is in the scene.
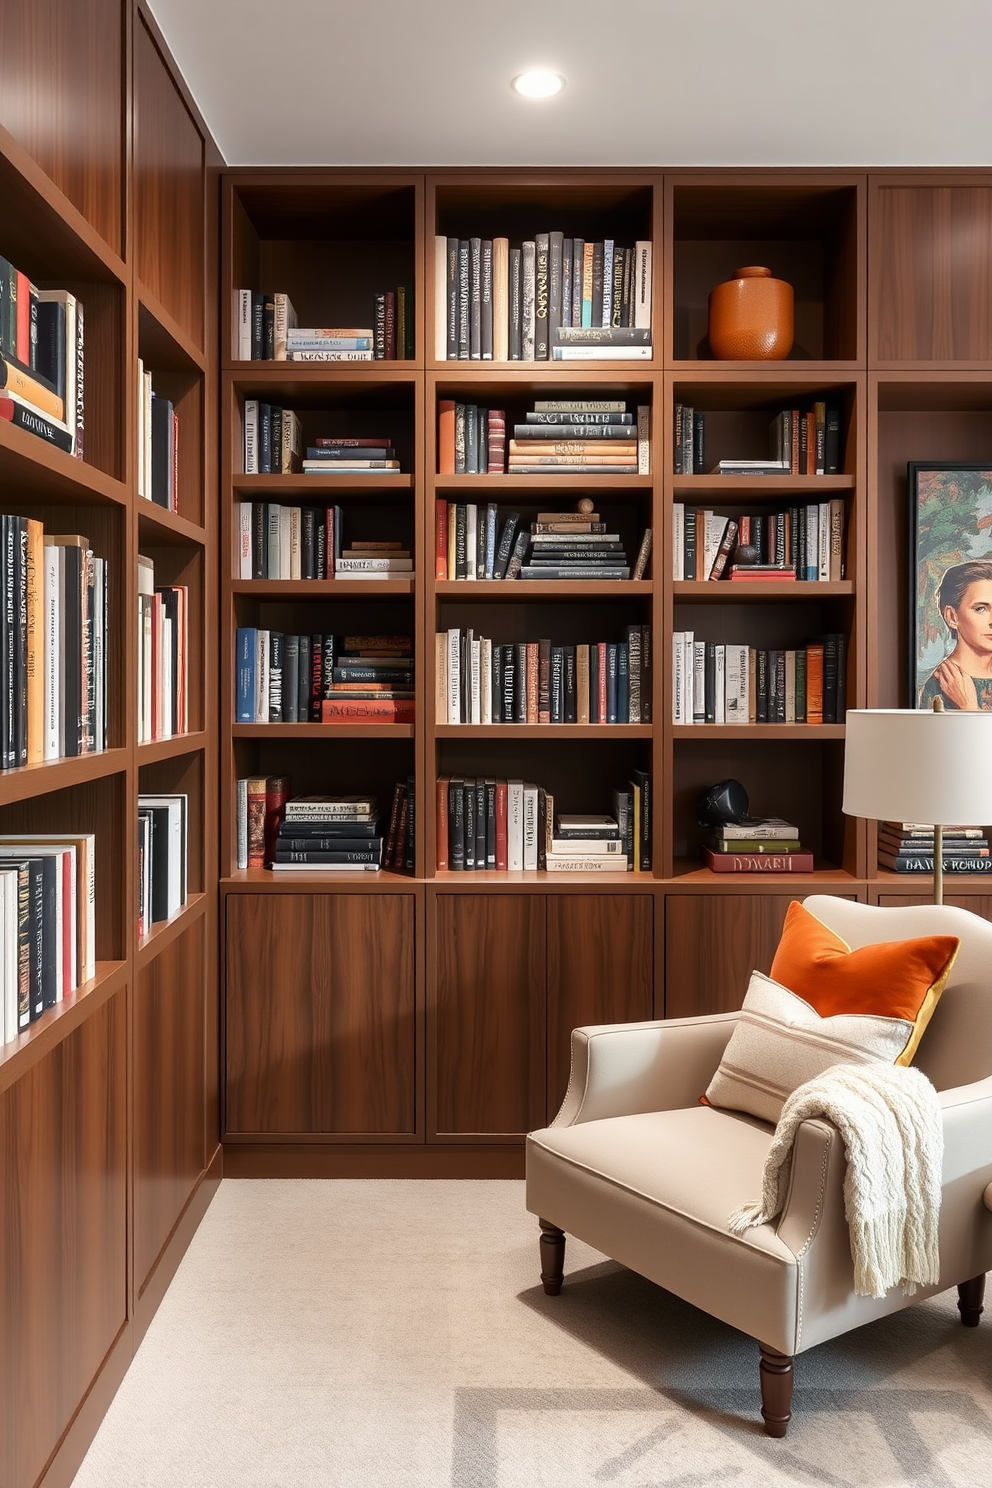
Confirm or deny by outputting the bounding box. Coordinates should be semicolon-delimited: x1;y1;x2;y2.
512;70;565;99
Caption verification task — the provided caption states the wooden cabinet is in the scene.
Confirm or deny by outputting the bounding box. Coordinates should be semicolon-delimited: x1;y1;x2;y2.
666;894;807;1019
226;893;417;1137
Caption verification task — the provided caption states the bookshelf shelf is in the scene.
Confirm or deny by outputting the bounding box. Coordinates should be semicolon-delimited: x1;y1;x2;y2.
231;722;416;740
431;870;656;891
670;475;855;497
673;724;846;740
434;580;653;599
223;867;417;891
0;958;129;1096
232;578;415;598
136;891;208;969
0;748;128;808
233;474;415;496
434;724;653;740
432;474;654;494
673;581;854;602
0;421;129;508
137;285;207;374
136;731;208;765
226;365;420;393
137;501;207;546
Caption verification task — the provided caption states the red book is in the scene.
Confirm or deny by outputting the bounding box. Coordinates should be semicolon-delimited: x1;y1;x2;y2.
246;776;268;868
702;847;814;873
315;437;393;448
435;498;448;578
264;776;290;866
806;644;824;724
436;776;449;870
325;508;334;578
495;781;508;870
383;783;404;867
320;699;415;722
597;641;608;722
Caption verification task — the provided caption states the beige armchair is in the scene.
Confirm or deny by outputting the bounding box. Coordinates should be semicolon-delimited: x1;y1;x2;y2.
525;896;992;1437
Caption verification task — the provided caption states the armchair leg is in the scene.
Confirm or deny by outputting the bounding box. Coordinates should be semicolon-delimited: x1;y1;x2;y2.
538;1219;565;1296
758;1344;794;1438
957;1274;986;1327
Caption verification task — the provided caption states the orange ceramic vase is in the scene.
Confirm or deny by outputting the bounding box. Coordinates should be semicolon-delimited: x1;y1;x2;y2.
708;265;794;360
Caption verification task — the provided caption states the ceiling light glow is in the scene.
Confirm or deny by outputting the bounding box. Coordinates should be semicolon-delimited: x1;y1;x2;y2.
512;70;565;99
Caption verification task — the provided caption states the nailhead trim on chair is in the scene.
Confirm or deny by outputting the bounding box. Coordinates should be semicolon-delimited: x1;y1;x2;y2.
793;1138;831;1352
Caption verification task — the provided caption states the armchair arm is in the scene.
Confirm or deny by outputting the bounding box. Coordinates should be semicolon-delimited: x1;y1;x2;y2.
550;1012;739;1128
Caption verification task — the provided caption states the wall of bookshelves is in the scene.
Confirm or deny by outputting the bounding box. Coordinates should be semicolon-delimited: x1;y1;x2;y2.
0;5;219;1487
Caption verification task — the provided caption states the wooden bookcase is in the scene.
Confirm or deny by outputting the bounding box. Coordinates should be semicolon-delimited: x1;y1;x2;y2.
219;164;992;1180
0;6;220;1487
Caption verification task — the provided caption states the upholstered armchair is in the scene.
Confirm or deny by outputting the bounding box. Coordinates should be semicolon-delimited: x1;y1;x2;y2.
525;896;992;1437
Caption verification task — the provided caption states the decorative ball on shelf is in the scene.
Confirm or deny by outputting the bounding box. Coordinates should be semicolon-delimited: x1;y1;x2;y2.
576;498;595;514
734;542;761;567
708;266;794;360
696;778;750;828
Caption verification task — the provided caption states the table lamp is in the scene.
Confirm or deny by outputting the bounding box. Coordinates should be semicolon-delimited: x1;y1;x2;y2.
842;701;992;903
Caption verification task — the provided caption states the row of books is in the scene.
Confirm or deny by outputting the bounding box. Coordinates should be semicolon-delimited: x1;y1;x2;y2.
243;403;303;475
671;634;847;725
701;817;812;874
673;403;842;476
236;632;415;724
433;235;652;361
137;794;188;936
433;502;649;582
436;778;651;872
437;403;505;474
137;557;188;741
0;517;108;769
235;291;413;360
234;787;413;871
673;504;846;582
136;362;178;509
0;254;84;457
878;821;992;875
237;502;410;581
0;831;96;1043
436;626;652;725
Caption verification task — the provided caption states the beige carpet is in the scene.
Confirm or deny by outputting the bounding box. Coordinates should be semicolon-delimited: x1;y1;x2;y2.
72;1180;992;1487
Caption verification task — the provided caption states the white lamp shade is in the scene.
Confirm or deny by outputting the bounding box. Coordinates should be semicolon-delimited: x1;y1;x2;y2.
843;709;992;825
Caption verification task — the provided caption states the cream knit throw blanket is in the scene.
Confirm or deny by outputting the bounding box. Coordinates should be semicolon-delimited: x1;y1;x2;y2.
727;1062;943;1298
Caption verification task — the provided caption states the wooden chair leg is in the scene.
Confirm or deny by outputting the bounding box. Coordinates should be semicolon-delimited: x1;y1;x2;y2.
538;1219;565;1295
758;1343;794;1437
958;1274;986;1327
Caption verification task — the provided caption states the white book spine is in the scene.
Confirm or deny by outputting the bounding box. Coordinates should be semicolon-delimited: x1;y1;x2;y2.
725;643;742;721
806;503;819;578
137;597;144;742
447;628;461;724
714;645;726;724
143;369;153;498
434;236;447;360
672;503;684;581
634;241;652;329
239;503;252;579
672;632;684;723
267;504;281;578
464;503;477;580
785;649;797;724
522;786;538;870
142;600;153;742
601;240;614;325
507;781;524;870
818;501;830;580
521;241;536;361
1;874;15;1042
256;630;269;723
470;639;481;724
136;356;145;497
480;637;492;724
683;631;694;722
279;505;292;580
692;641;706;723
244;399;259;474
93;557;104;752
273;292;296;361
236;778;248;870
289;507;301;580
237;289;252;360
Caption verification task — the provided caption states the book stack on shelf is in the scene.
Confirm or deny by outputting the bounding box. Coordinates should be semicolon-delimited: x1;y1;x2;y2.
673;504;845;582
701;817;812;874
0;256;83;457
285;327;374;363
509;400;649;475
434;501;650;582
878;822;992;875
0;831;95;1043
137;794;188;936
235;289;412;360
243;402;302;474
437;401;506;475
671;633;846;725
336;541;412;580
549;788;651;872
674;402;841;476
271;793;387;872
136;363;178;508
437;626;650;724
236;629;415;724
303;435;400;475
433;235;651;361
137;556;188;742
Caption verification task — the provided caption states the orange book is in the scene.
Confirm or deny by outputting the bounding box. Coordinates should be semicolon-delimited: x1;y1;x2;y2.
0;357;64;421
438;399;456;474
526;643;539;723
806;644;824;724
436;775;449;870
435;498;448;578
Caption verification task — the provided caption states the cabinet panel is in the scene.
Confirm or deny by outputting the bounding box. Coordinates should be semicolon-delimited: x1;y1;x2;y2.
135;918;206;1296
874;185;992;361
0;991;127;1488
665;894;804;1019
434;895;545;1138
226;894;416;1136
547;895;654;1120
878;894;992;920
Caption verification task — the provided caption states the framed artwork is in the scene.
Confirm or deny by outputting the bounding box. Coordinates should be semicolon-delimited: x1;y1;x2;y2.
909;463;992;710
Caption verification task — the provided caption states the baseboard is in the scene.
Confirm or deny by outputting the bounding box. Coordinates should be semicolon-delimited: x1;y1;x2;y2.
133;1144;223;1346
222;1144;525;1178
35;1321;133;1488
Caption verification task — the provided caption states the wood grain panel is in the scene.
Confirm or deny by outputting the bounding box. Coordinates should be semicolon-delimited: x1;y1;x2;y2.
226;894;416;1135
134;15;205;346
135;918;206;1295
665;894;807;1019
874;187;992;361
546;894;654;1119
0;0;124;253
0;989;126;1488
433;895;545;1137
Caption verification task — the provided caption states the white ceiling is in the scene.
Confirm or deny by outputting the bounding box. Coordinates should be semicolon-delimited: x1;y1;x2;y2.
148;0;992;169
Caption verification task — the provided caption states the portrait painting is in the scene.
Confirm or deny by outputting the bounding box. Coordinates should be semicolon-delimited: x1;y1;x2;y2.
909;464;992;710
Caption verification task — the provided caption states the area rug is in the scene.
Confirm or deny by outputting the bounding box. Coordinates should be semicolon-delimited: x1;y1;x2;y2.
71;1180;992;1487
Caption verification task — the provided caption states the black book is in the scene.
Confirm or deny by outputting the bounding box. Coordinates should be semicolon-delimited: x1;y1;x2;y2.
534;232;550;359
26;857;44;1019
35;854;58;1009
606;643;619;723
150;396;173;508
465;406;478;475
610;243;625;326
275;847;383;865
405;773;415;871
448;777;465;870
508;248;522;360
301;507;315;580
550;646;564;723
258;403;272;475
549;231;563;342
475;777;486;869
824;407;841;474
693;412;706;474
561;238;572;337
616;642;628;723
279;826;382;846
263;294;275;359
454;504;468;579
493;513;520;580
632;768;652;870
772;649;786;723
505;529;530;580
589;642;599;723
313;511;327;581
446;237;459;360
485;779;496;869
251;292;264;359
756;649;769;723
620;245;633;327
563;645;577;722
835;631;847;719
298;634;311;719
591;242;605;326
491;644;502;723
34;298;66;397
457;241;470;359
268;631;284;722
463;779;476;870
512;642;526;722
13;861;30;1029
159;586;180;736
480;240;493;360
822;634;840;723
704;641;716;724
641;624;652;723
501;646;516;722
683;507;697;581
469;237;482;360
144;806;173;923
373;294;387;359
283;634;299;723
0;395;73;452
252;503;267;579
270;404;282;473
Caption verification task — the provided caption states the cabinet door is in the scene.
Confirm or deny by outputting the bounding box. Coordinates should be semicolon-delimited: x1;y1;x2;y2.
547;895;655;1120
665;894;806;1019
433;895;545;1139
226;894;416;1137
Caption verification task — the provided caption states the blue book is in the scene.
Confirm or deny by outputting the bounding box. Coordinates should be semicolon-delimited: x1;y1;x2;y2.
617;641;629;723
236;627;257;722
606;643;619;724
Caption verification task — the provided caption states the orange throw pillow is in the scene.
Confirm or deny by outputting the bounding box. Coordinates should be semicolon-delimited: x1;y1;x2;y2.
769;901;959;1065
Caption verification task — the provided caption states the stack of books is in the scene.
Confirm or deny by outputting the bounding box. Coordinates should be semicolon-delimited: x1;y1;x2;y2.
302;437;399;475
547;814;627;872
877;822;992;874
335;541;412;579
0;256;84;457
235;290;412;360
286;328;373;363
437;402;506;474
521;509;636;580
671;633;846;725
673;505;845;582
434;235;651;362
137;556;188;742
136;363;178;508
243;403;302;474
0;832;96;1042
270;795;385;872
508;401;648;474
433;502;650;582
137;794;188;935
236;631;415;724
702;818;812;874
